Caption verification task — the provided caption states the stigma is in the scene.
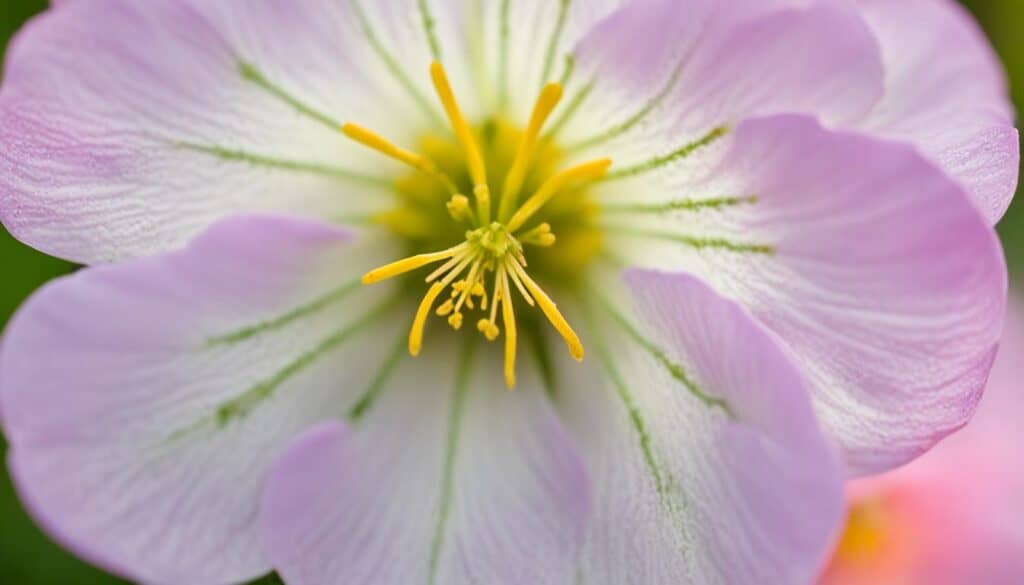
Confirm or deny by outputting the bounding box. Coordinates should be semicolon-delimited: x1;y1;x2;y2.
347;62;610;388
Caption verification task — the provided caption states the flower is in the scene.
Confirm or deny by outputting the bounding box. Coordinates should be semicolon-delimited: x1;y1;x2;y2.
821;299;1024;585
0;1;1015;584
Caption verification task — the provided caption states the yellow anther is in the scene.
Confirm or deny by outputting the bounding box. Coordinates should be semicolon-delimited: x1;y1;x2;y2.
362;244;466;285
477;319;500;341
507;158;612;232
471;282;485;296
520;223;556;247
448;312;464;330
446;194;473;223
409;282;447;356
342;123;457;194
436;299;455;317
499;83;564;221
509;261;584;361
430;61;491;221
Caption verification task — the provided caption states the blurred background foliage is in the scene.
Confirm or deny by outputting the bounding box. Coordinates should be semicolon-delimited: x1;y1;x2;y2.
0;0;1021;582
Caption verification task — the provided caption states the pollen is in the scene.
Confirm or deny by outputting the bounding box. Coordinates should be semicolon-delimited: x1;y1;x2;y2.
348;62;610;388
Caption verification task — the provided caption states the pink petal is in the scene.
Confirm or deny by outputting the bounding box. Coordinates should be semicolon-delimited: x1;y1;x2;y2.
555;271;843;584
611;114;1006;475
261;344;590;585
855;0;1019;224
1;215;405;584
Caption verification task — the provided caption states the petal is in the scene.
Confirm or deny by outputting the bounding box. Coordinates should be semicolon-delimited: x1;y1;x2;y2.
1;215;405;584
556;271;843;584
0;0;428;263
0;0;628;264
606;114;1007;475
855;0;1019;224
560;0;884;162
261;343;590;585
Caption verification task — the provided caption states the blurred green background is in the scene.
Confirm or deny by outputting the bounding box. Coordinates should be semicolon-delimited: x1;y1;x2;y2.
0;0;1021;583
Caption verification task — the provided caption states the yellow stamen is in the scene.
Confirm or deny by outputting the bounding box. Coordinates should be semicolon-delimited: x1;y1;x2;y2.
342;123;457;195
436;299;455;317
506;158;612;232
409;282;446;356
430;61;491;221
446;194;473;223
362;244;466;285
498;83;564;221
509;260;584;361
499;267;518;389
505;261;536;306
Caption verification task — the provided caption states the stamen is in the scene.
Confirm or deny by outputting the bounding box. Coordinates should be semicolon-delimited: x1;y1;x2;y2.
498;83;564;221
508;260;584;361
498;266;518;388
342;123;458;195
506;158;612;232
505;261;536;307
362;244;467;285
409;253;475;355
446;195;474;224
519;223;556;247
430;61;491;221
410;282;446;356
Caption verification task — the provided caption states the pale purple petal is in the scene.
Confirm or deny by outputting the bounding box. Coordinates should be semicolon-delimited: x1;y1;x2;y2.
0;0;627;264
0;0;413;263
562;0;884;159
610;114;1006;475
1;215;405;584
261;344;590;585
855;0;1019;224
555;271;843;584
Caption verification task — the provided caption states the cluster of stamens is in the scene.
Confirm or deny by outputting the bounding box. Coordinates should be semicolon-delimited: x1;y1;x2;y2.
349;62;611;388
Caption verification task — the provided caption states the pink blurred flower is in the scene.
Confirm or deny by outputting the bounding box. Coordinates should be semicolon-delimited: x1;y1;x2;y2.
823;300;1024;585
0;1;1015;583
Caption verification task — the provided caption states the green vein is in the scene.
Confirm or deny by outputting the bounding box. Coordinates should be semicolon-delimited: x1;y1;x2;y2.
207;278;363;346
213;297;399;427
581;300;668;501
598;295;734;416
600;195;758;215
351;0;445;129
428;339;477;585
558;54;577;87
238;60;344;132
347;332;408;422
601;225;774;254
497;0;512;110
418;0;442;60
539;0;572;88
168;295;401;441
173;141;390;186
568;64;684;153
604;125;729;181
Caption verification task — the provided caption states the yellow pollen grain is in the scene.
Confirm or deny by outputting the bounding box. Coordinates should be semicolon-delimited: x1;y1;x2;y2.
341;123;457;195
507;158;612;232
499;83;564;221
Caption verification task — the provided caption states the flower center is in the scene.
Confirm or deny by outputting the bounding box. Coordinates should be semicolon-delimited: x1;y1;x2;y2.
345;62;612;388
